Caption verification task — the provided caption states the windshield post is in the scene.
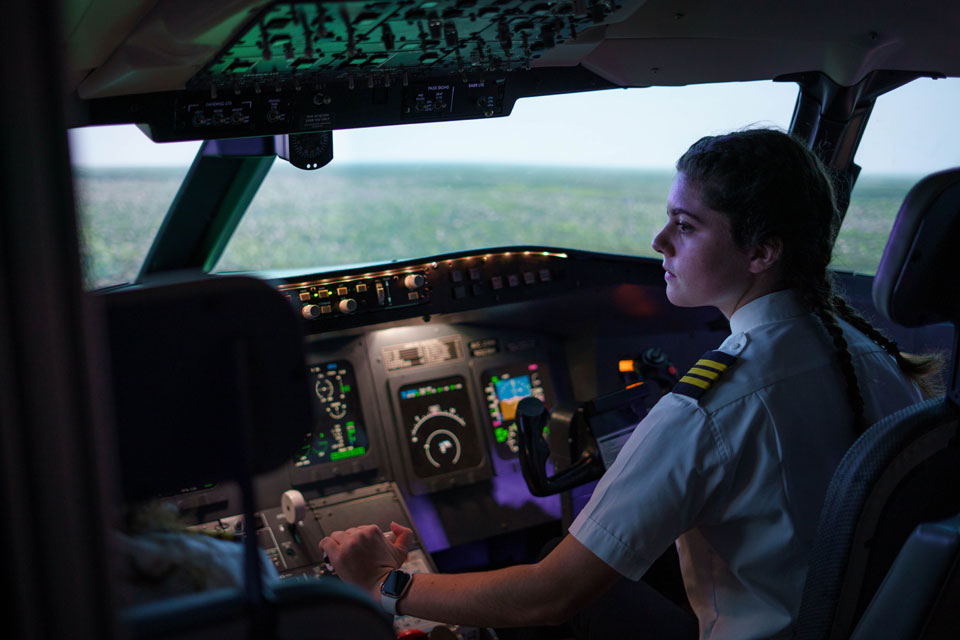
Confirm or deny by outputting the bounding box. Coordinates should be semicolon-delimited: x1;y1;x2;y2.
137;140;276;281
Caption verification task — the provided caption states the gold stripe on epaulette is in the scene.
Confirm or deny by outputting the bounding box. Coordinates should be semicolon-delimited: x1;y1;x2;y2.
697;359;729;372
689;366;720;380
679;375;711;389
672;349;738;401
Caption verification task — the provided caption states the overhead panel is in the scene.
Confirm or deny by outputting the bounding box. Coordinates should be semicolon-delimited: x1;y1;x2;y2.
189;0;622;94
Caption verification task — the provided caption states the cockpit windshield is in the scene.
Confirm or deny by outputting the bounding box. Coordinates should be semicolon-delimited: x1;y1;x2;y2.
68;77;960;290
216;81;796;274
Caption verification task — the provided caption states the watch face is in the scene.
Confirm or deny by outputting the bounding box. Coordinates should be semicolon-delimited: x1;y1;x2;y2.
381;569;412;597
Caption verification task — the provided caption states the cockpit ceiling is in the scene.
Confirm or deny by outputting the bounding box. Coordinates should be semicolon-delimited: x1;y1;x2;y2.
64;0;960;101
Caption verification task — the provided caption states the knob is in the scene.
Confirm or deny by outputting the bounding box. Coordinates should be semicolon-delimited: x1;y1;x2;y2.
404;274;425;290
281;490;307;525
339;298;358;314
302;304;321;319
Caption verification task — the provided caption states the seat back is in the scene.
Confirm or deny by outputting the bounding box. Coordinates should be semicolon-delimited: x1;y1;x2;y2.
103;275;393;639
849;511;960;640
793;168;960;640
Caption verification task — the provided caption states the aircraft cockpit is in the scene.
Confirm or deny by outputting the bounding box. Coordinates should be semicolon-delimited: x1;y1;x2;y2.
4;1;960;638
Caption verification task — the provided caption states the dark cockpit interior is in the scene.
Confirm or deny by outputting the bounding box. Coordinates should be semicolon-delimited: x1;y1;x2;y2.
4;1;960;638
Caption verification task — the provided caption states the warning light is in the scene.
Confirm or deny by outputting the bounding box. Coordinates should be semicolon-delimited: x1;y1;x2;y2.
619;360;636;373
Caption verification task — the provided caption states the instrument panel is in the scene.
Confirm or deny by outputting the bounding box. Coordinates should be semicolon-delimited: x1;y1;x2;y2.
275;321;574;547
145;248;728;558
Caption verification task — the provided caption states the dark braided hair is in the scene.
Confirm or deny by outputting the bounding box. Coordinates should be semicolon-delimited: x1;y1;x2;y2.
676;128;941;433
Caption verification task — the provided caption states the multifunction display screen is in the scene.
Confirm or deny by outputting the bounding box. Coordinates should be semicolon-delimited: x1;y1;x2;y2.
295;361;370;468
482;362;551;457
397;375;483;478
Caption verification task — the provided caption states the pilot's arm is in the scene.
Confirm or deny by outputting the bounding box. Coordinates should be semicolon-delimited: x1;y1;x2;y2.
319;522;621;627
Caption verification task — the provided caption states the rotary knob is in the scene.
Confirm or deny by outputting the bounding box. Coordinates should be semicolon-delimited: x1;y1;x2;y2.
404;274;425;290
302;304;321;319
339;298;358;314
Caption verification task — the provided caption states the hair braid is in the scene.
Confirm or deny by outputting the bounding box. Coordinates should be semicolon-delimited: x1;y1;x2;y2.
815;307;868;433
792;276;870;433
832;296;945;397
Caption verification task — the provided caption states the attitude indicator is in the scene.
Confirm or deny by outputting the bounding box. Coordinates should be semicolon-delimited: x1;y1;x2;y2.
482;362;552;458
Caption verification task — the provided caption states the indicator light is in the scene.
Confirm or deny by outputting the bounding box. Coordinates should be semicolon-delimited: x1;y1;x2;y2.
619;360;636;373
330;447;366;461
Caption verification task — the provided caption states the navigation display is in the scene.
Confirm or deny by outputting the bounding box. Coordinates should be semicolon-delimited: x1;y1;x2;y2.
397;375;483;478
295;361;370;468
482;362;552;457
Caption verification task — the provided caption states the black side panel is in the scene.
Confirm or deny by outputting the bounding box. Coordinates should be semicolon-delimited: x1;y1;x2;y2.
0;0;117;637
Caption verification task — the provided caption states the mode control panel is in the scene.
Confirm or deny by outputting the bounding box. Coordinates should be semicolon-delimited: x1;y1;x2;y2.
279;268;430;320
276;247;662;333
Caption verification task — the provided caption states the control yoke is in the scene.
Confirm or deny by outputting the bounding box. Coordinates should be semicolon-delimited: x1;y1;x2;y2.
515;384;650;497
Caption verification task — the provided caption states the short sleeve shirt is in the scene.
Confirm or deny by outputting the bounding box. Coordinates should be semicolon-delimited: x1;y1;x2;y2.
568;290;922;640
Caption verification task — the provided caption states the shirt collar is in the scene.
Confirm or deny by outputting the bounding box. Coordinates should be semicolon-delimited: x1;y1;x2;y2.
728;289;809;335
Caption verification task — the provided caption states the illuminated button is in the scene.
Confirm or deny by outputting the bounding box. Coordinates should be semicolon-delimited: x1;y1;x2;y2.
523;271;536;284
320;304;333;314
490;276;504;290
468;268;482;281
318;290;331;299
507;274;520;287
451;270;464;283
356;283;368;293
539;268;551;282
337;286;349;296
298;292;311;302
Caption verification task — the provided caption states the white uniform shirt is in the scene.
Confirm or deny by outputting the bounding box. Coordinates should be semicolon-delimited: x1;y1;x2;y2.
568;290;922;640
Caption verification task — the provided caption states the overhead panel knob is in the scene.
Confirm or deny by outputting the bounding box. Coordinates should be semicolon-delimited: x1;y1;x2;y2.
339;298;358;314
302;304;321;319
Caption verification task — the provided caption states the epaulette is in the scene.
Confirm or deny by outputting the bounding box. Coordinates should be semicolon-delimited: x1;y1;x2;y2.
672;350;738;401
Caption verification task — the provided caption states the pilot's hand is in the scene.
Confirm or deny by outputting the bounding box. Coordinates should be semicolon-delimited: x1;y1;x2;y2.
319;521;413;601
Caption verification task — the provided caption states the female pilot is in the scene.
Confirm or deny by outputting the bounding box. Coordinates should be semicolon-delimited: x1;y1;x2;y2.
319;129;938;639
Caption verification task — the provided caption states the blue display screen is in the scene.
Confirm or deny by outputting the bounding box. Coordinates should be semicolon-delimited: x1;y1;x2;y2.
495;375;531;401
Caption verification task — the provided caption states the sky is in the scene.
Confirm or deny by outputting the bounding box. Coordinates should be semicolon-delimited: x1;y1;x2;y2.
68;78;960;174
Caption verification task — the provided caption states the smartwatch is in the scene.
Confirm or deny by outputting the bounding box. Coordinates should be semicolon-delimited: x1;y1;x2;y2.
380;569;413;615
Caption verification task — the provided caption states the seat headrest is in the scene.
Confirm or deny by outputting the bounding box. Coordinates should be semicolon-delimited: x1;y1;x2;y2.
102;276;313;502
873;167;960;327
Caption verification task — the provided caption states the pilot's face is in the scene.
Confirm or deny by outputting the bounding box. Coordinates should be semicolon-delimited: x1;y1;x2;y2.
652;173;755;318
